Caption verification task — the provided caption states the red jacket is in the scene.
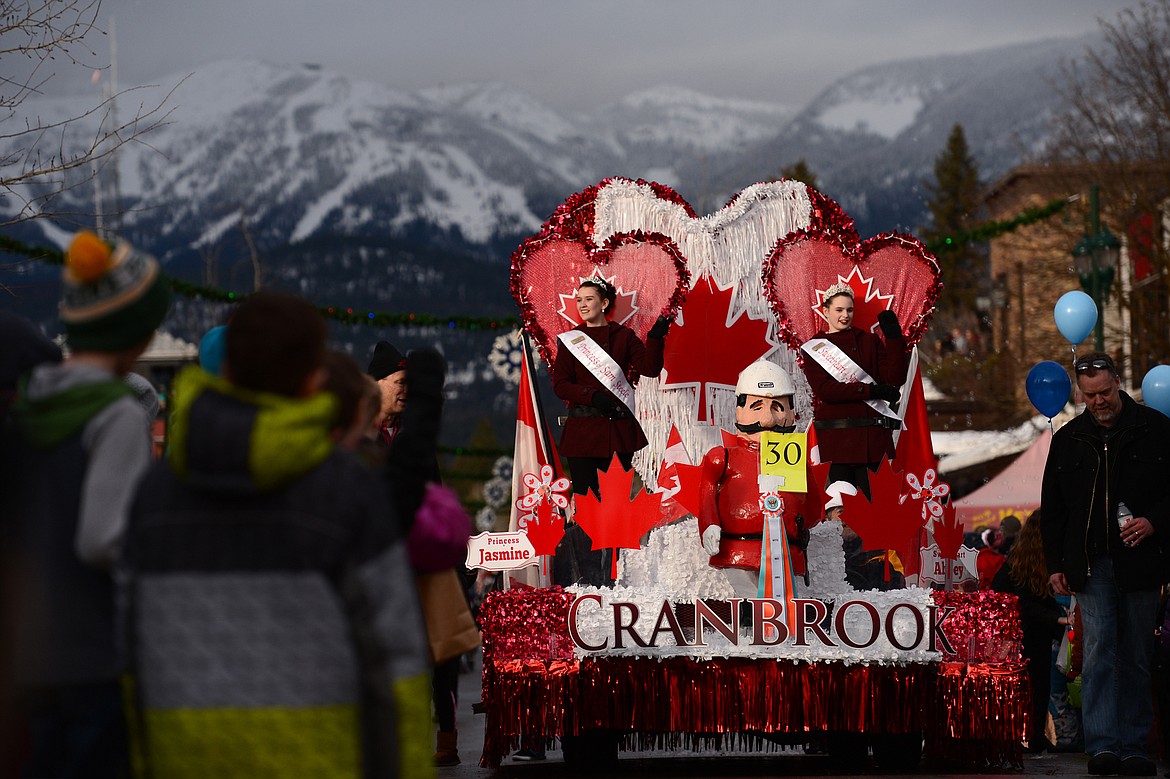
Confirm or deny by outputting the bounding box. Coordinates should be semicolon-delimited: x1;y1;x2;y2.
551;321;663;458
800;326;907;466
696;438;819;574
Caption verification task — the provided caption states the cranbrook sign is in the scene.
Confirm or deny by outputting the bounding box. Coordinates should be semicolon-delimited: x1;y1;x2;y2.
566;593;956;660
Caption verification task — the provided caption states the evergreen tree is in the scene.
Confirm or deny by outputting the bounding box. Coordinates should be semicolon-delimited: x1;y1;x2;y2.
922;124;983;315
779;159;820;191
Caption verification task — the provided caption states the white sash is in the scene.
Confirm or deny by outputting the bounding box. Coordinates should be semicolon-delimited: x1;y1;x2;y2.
801;337;900;421
558;329;637;416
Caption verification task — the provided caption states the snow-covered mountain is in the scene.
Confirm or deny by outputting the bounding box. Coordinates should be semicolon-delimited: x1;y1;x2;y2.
705;34;1099;232
0;60;797;264
0;37;1101;445
1;33;1101;297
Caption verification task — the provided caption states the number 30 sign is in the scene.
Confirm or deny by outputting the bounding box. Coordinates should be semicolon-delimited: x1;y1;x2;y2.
759;432;808;492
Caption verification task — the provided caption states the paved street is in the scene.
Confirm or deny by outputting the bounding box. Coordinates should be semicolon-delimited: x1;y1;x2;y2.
436;650;1113;778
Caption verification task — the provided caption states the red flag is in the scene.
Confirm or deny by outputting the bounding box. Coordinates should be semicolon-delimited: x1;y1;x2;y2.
807;420;822;466
934;501;964;561
506;334;564;587
657;425;700;523
891;348;936;577
894;351;937;478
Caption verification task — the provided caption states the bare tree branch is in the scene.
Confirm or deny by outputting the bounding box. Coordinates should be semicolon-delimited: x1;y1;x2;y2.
0;0;177;229
1046;0;1170;379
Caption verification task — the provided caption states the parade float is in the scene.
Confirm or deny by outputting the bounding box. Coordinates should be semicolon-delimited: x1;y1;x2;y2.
469;178;1028;770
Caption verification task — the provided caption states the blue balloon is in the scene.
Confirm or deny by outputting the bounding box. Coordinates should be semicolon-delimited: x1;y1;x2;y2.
199;325;227;376
1026;360;1072;419
1053;290;1098;345
1142;365;1170;417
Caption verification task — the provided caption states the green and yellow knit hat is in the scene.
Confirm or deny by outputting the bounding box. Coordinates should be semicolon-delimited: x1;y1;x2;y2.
60;231;171;352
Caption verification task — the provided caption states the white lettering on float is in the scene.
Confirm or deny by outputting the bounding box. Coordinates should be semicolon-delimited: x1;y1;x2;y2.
567;596;956;655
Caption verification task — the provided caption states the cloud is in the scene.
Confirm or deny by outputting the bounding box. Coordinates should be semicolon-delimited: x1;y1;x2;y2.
42;0;1135;111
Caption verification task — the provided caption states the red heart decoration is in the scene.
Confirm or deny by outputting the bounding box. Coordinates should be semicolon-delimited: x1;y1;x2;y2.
763;226;941;352
511;230;690;365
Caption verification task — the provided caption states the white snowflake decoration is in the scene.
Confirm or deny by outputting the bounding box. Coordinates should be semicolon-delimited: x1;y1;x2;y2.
488;330;524;386
491;456;513;481
482;477;510;510
475;506;497;532
902;469;951;520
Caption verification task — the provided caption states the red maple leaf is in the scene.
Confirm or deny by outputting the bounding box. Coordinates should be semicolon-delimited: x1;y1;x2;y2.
933;501;964;561
556;272;640;327
840;457;926;565
523;500;565;558
574;454;663;552
813;266;895;335
661;275;776;422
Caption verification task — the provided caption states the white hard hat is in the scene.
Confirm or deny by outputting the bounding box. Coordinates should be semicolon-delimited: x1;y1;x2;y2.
824;480;859;512
735;359;795;398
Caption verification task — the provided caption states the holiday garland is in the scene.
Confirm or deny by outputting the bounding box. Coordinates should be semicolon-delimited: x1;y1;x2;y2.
0;234;519;331
923;196;1069;254
1;195;1067;329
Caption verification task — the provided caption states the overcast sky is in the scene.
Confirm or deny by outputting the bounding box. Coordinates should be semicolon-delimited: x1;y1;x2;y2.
41;0;1141;112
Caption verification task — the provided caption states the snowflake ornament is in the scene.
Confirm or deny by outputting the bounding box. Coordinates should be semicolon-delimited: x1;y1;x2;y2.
491;456;514;482
475;506;496;532
902;469;951;520
515;464;571;511
487;330;524;386
482;477;510;510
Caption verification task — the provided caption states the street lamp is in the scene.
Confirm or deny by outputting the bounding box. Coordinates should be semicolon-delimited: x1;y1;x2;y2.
1071;184;1120;351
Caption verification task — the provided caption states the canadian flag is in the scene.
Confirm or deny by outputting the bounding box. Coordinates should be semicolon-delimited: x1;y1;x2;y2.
891;347;937;578
505;333;562;588
657;425;692;522
892;348;938;479
807;420;822;466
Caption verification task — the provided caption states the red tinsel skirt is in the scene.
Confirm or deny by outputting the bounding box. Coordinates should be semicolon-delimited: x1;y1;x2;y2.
477;587;1028;768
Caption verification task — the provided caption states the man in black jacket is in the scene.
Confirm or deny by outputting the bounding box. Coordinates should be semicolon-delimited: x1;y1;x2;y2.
1042;352;1170;777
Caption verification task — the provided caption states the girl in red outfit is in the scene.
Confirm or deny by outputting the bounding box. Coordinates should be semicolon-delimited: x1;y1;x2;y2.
800;283;908;496
551;278;669;498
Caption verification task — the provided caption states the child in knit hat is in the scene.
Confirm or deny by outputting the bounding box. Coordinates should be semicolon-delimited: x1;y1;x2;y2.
123;292;433;776
6;231;170;777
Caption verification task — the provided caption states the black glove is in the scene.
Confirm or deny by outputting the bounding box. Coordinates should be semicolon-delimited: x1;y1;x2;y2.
869;383;901;405
647;315;672;339
591;391;618;415
877;309;902;339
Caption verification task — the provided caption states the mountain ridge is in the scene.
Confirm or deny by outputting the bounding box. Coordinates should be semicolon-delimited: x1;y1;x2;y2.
3;33;1098;261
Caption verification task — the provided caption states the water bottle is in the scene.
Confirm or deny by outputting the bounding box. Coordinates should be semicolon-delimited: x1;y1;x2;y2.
1117;501;1133;529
